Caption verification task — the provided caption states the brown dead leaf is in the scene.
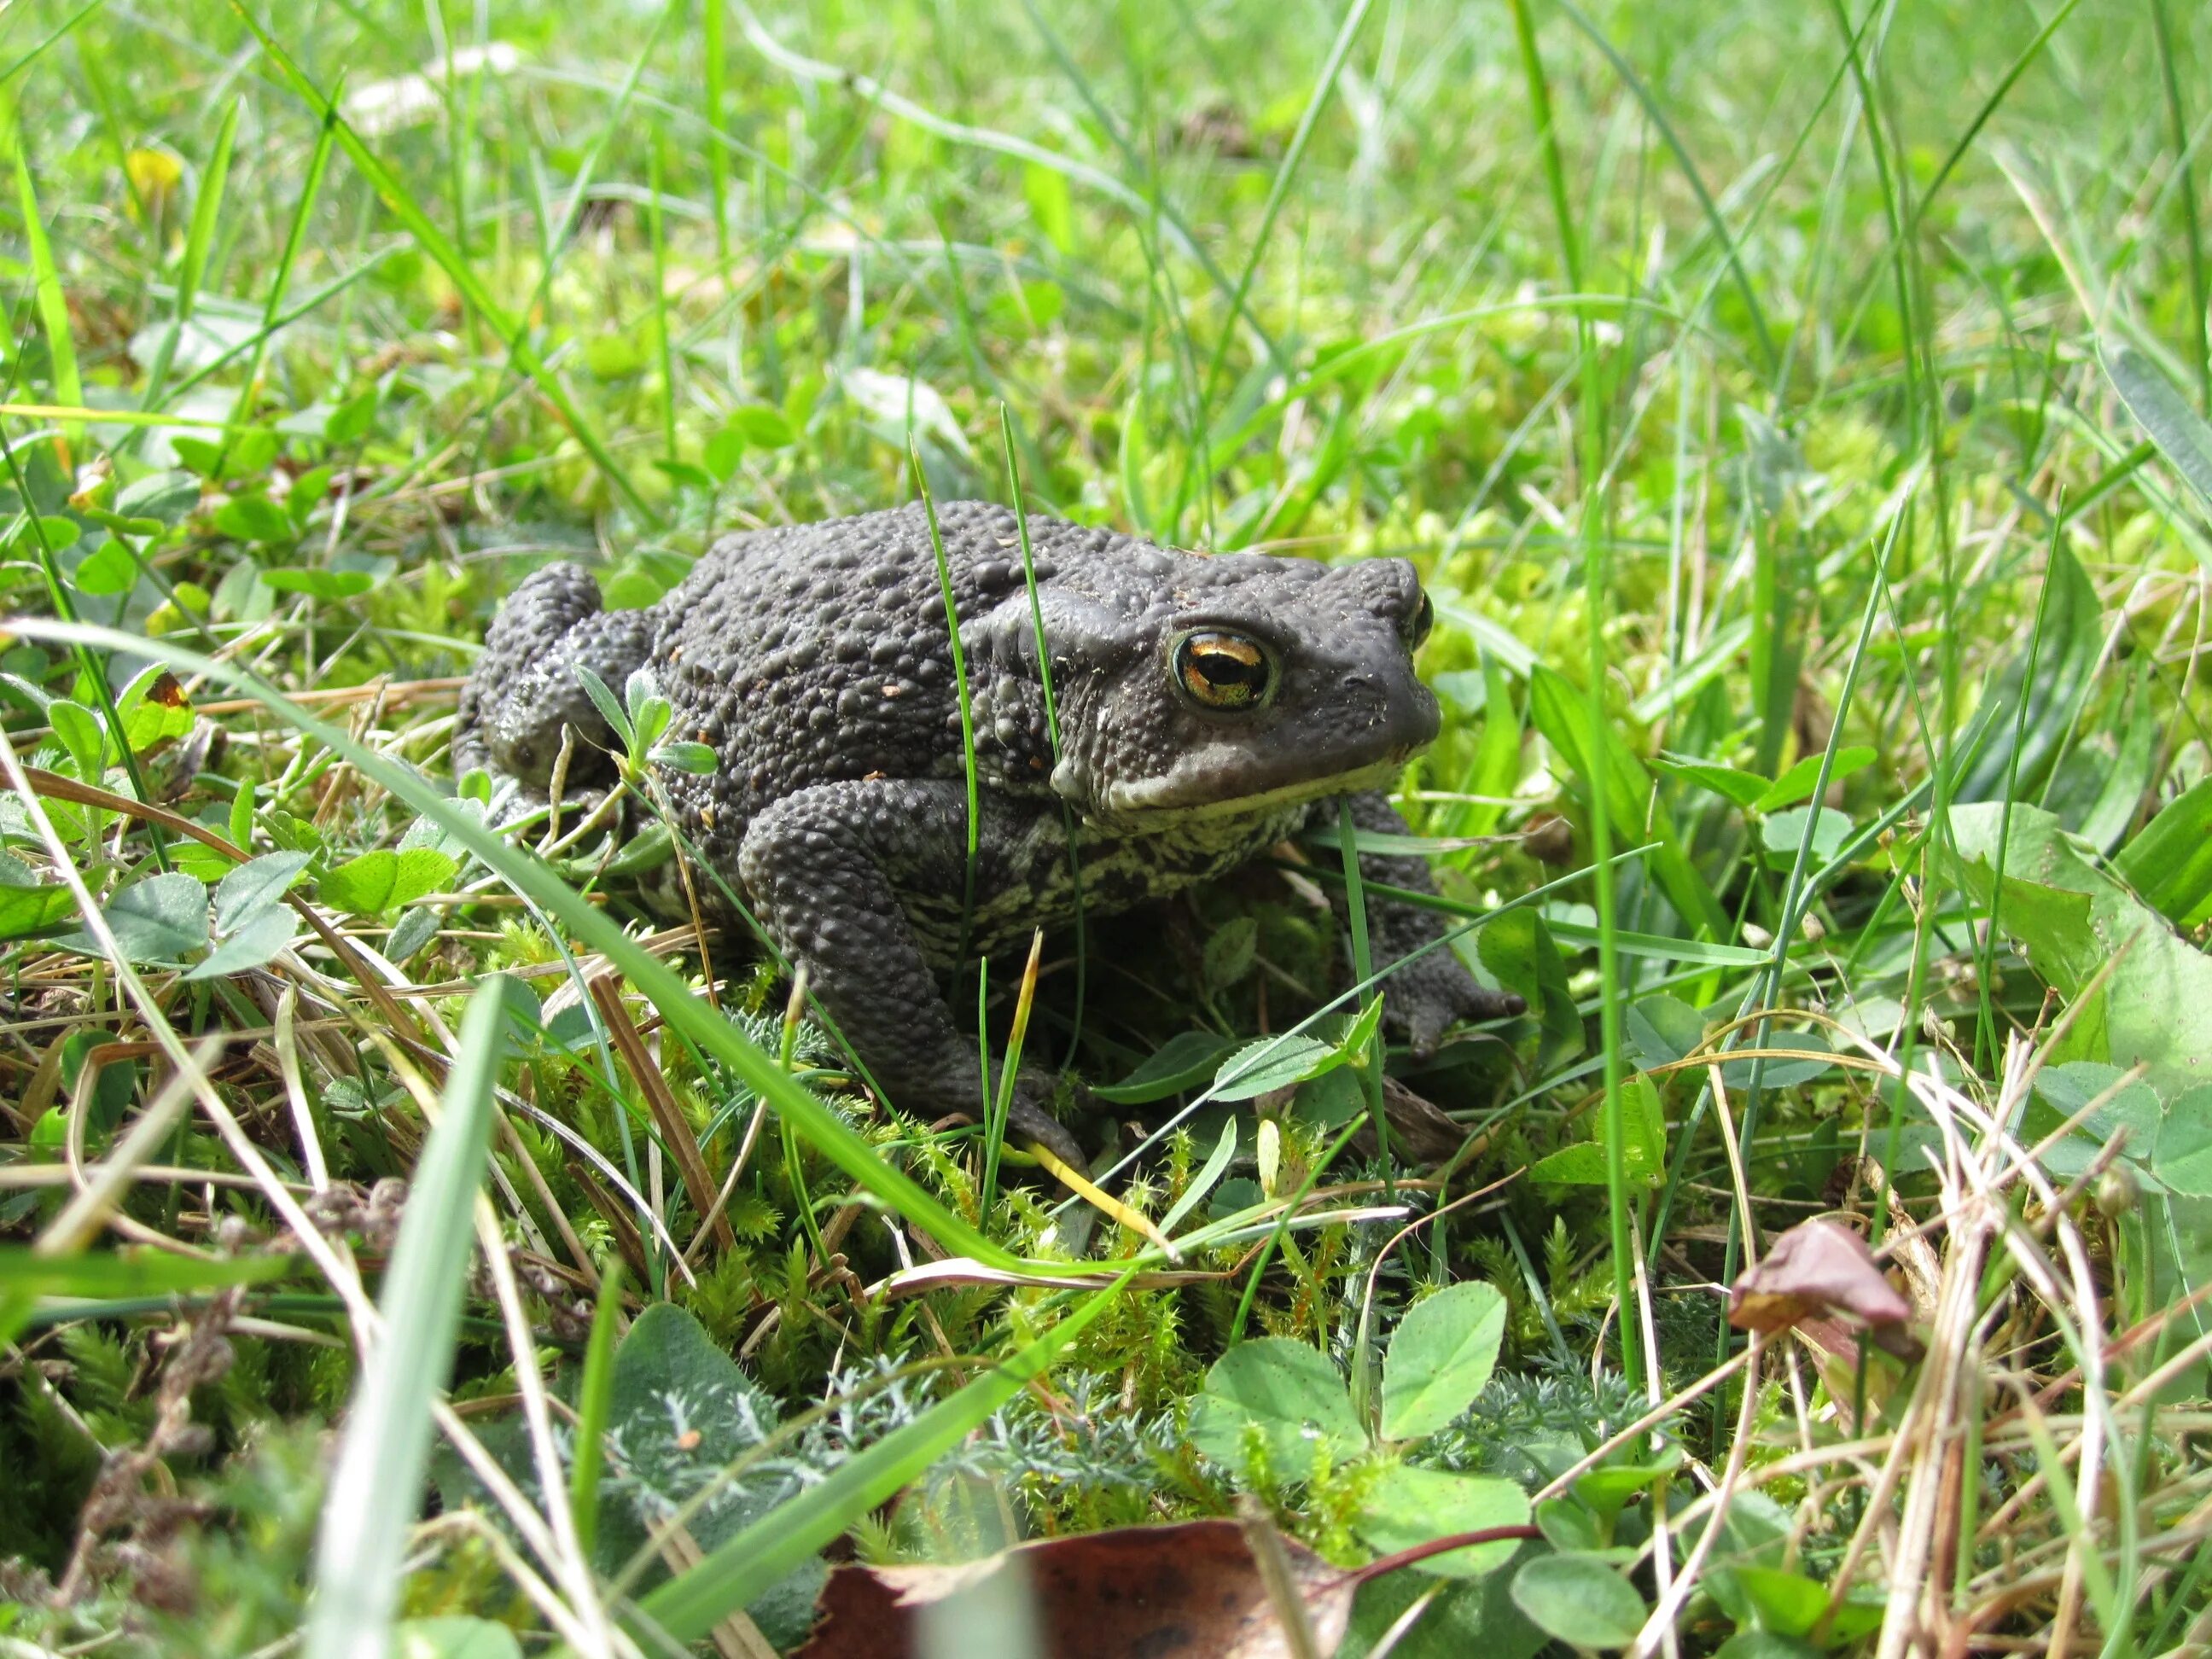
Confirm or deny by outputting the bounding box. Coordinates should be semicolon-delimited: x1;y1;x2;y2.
1728;1218;1913;1336
792;1519;1359;1659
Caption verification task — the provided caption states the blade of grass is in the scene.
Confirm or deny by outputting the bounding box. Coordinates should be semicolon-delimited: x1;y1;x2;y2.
305;975;522;1659
223;0;654;521
568;1261;625;1561
222;84;344;451
140;95;239;416
1911;0;2081;233
2149;0;2209;410
1012;0;1285;378
0;1246;294;1350
1193;0;1378;423
914;445;980;959
0;429;171;870
703;0;730;280
1335;800;1390;1198
1003;405;1086;1053
0;0;108;94
1550;0;1779;375
1507;0;1636;1384
12;138;84;464
649;125;678;466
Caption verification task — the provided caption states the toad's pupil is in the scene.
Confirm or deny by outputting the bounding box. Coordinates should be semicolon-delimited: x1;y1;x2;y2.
1178;632;1272;707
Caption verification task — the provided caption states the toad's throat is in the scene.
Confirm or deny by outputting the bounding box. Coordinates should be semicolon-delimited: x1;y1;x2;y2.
1086;756;1409;824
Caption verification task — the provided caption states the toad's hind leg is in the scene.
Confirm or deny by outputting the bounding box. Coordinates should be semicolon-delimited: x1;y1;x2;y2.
735;777;1085;1171
456;562;658;789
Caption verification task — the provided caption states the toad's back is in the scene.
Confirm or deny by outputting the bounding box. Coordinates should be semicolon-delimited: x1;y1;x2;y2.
647;500;1149;871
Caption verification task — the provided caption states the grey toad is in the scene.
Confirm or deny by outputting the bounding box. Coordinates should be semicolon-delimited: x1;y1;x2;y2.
456;502;1522;1168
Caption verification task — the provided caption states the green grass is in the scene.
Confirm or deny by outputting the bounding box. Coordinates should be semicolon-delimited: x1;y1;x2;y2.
3;0;2211;1654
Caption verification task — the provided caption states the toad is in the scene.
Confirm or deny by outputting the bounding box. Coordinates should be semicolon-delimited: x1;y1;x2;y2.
455;502;1521;1167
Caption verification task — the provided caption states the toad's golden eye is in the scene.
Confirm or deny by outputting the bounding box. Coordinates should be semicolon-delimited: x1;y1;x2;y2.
1410;590;1434;649
1172;630;1276;710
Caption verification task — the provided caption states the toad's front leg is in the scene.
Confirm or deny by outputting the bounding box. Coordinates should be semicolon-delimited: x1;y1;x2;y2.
734;778;1085;1172
1318;791;1526;1055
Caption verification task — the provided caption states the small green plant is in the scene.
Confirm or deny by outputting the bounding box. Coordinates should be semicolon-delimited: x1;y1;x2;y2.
1190;1283;1529;1579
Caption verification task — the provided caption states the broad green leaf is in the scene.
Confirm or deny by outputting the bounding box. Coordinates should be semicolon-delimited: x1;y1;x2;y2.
1752;746;1874;813
386;905;440;964
1510;1552;1649;1649
1718;1026;1836;1090
1354;1466;1529;1577
117;663;195;752
307;979;519;1659
1381;1281;1507;1441
1344;1563;1549;1659
1953;539;2101;804
0;882;75;938
262;567;375;600
1212;1034;1341;1103
2027;1062;2163;1179
1528;668;1728;939
214;494;297;544
1477;907;1581;1068
1531;1076;1667;1187
2104;342;2212;518
1202;915;1259;992
582;1302;824;1641
1093;1030;1241;1104
213;850;311;931
320;847;458;917
325;387;382;445
64;871;208;963
1706;1565;1830;1639
1022;158;1074;252
1188;1338;1363;1480
703;425;747;482
187;906;301;981
49;699;106;777
651;458;717;494
650;740;719;774
1626;994;1705;1069
2115;776;2212;928
726;404;795;448
73;539;140;596
1945;802;2212;1099
1575;1443;1685;1523
1712;1636;1821;1659
1527;1143;1610;1185
393;1620;523;1659
1760;806;1851;868
1652;753;1770;808
114;470;200;525
2153;1088;2212;1198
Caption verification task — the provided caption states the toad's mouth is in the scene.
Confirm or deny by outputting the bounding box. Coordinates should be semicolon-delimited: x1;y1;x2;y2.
1088;754;1411;823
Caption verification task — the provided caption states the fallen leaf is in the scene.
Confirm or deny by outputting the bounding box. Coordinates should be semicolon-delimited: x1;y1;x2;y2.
792;1519;1358;1658
791;1517;1544;1658
1727;1219;1912;1336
